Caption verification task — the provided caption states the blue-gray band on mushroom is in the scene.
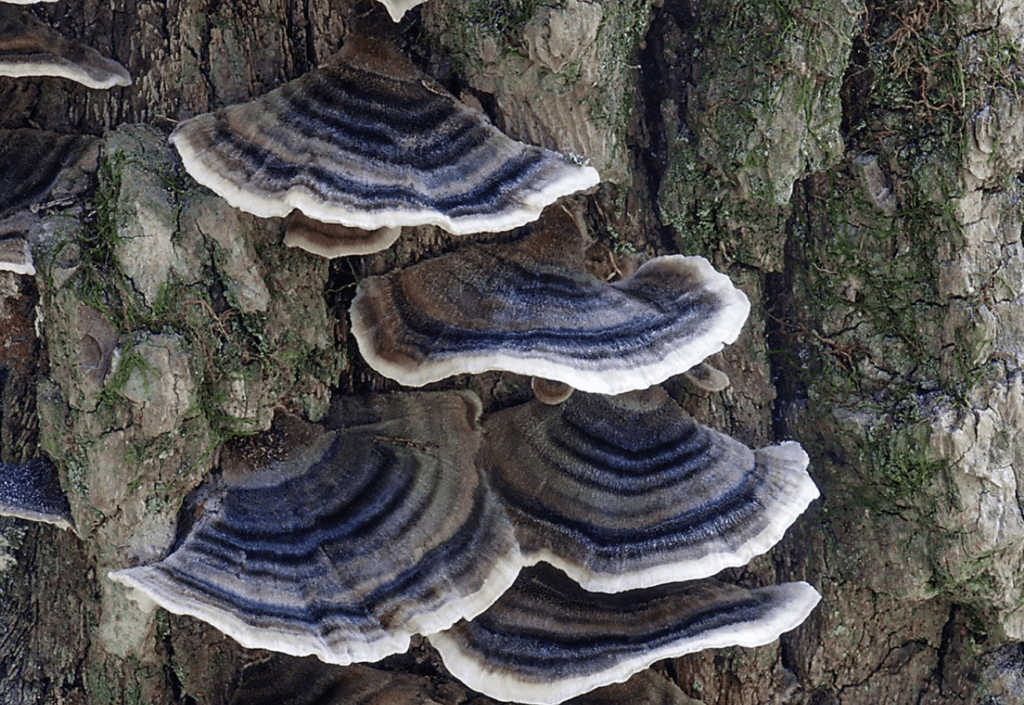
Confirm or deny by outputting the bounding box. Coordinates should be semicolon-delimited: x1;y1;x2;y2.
109;392;522;664
170;37;598;234
430;564;821;705
0;458;74;530
481;388;819;591
351;213;751;395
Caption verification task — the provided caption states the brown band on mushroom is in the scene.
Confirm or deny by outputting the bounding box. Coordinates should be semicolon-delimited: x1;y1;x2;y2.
350;210;751;395
682;360;731;392
109;392;523;665
0;7;131;89
0;458;75;531
0;129;98;217
480;387;819;592
429;564;821;705
0;237;34;275
169;36;599;234
531;377;575;405
284;212;402;258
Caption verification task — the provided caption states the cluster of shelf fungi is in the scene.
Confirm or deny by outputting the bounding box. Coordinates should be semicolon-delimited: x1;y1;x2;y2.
0;1;823;703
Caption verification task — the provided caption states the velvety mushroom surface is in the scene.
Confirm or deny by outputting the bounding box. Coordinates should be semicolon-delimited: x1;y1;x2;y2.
170;36;599;234
429;564;822;705
283;212;402;258
0;458;74;530
109;392;523;665
351;211;751;394
0;7;130;88
480;387;819;591
0;128;97;217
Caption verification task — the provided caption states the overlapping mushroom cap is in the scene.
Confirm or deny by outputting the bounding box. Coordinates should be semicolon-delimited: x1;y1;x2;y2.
430;564;821;705
0;6;130;89
169;36;599;238
480;387;819;591
0;458;74;530
351;210;751;394
109;392;522;665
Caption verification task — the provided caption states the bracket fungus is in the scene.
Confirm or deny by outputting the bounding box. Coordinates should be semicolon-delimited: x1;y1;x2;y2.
0;237;34;275
0;458;75;531
351;211;751;394
373;0;429;23
169;37;598;235
109;392;522;665
430;564;822;705
0;6;130;89
480;388;819;592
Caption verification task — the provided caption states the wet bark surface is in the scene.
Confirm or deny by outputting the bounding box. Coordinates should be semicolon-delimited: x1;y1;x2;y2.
3;0;1024;703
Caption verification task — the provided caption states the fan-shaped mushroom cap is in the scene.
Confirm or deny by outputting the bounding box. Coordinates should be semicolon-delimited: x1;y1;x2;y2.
351;211;751;395
109;392;523;665
430;564;821;705
169;36;598;235
373;0;428;22
0;128;98;217
480;388;819;592
0;7;130;89
284;212;402;258
0;237;33;275
0;458;74;530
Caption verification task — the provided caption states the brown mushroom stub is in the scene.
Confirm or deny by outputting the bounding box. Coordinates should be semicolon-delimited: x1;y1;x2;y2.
283;211;402;258
350;210;751;395
109;392;523;665
429;564;821;705
0;7;130;89
480;387;819;592
169;36;599;235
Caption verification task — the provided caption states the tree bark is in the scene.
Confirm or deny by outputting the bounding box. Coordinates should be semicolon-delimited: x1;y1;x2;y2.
3;0;1024;703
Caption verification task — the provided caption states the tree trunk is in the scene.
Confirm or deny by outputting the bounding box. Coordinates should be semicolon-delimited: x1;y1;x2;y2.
3;0;1024;702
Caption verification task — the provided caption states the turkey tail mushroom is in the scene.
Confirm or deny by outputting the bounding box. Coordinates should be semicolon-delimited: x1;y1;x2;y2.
480;387;819;592
0;237;34;275
430;564;821;705
169;36;598;238
0;458;75;531
109;392;523;665
0;7;131;89
351;209;751;395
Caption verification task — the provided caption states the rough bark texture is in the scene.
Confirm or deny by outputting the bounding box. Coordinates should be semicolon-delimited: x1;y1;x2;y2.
4;0;1024;703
